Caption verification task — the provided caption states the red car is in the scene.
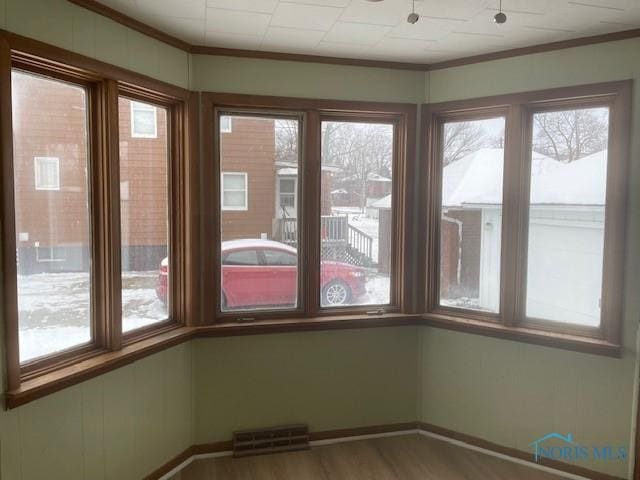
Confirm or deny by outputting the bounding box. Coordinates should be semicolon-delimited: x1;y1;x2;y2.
156;239;366;309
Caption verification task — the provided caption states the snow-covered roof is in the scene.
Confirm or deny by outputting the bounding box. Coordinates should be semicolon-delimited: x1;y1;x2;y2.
331;188;348;195
443;148;607;208
276;165;340;175
368;173;392;182
370;194;391;209
221;238;297;254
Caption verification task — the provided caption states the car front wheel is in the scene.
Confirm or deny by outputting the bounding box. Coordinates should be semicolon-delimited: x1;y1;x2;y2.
321;280;351;307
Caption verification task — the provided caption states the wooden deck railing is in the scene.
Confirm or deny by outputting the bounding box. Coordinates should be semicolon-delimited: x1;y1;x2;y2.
276;215;374;263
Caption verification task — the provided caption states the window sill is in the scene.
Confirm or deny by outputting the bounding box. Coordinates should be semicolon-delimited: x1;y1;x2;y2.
5;313;420;409
422;313;621;357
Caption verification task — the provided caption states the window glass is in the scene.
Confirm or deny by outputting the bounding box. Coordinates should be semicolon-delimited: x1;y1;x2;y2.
264;249;297;266
12;70;92;363
320;121;394;307
219;114;300;311
119;97;169;332
439;117;506;313
526;107;609;326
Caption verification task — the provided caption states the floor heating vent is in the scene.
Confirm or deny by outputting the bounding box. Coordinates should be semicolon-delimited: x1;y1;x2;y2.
232;424;309;457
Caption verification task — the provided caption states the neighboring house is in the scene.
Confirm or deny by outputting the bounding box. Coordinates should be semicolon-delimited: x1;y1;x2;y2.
333;172;392;209
441;148;606;325
13;74;169;274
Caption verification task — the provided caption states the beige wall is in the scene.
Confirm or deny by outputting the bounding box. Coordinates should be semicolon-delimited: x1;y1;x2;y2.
0;1;638;479
420;38;640;478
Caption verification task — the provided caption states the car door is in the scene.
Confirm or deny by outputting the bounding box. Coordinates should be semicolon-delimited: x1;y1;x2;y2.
221;248;270;309
261;248;298;308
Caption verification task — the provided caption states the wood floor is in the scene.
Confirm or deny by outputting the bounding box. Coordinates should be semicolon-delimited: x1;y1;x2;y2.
172;434;566;480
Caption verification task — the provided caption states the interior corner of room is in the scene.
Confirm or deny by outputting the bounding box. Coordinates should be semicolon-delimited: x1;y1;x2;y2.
0;1;639;480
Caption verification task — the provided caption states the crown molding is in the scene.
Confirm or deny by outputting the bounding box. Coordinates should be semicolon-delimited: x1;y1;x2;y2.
68;0;640;72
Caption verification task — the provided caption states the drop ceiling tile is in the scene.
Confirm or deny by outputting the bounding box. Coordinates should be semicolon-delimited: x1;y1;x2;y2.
323;21;391;46
271;3;343;31
205;31;263;49
205;0;278;13
284;0;351;7
417;0;492;20
205;8;272;36
261;26;326;49
388;16;463;41
313;41;369;57
136;0;206;19
372;36;438;58
339;0;407;26
147;16;206;44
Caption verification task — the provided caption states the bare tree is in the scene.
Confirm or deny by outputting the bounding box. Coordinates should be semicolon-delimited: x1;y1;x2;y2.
533;109;608;162
443;121;489;165
275;120;299;164
322;122;393;211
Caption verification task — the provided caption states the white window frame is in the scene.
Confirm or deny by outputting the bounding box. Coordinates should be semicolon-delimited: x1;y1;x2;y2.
221;172;248;211
34;156;60;191
130;101;157;138
220;116;232;133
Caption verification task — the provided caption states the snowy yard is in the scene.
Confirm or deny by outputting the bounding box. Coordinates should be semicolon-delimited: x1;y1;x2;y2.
17;268;390;362
17;271;166;362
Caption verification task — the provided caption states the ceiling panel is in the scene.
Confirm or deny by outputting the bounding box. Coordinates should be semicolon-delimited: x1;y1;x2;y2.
95;0;640;64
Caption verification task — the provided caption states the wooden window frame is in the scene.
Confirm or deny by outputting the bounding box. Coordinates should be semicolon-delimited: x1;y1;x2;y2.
201;93;417;324
0;40;191;392
421;81;632;356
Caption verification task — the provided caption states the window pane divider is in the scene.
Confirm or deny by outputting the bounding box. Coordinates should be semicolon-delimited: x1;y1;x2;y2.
94;78;123;352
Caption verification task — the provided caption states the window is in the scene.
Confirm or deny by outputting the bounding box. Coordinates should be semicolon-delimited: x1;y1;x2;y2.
1;51;188;402
221;172;248;211
11;70;92;363
525;107;609;327
439;117;505;314
320;120;394;308
223;249;259;266
131;100;157;138
263;249;297;266
218;113;301;313
220;115;232;133
278;177;296;209
35;243;67;263
209;96;413;322
424;82;631;352
119;97;170;333
34;156;60;190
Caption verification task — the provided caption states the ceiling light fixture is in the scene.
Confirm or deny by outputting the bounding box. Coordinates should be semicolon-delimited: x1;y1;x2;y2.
407;0;420;24
494;0;507;24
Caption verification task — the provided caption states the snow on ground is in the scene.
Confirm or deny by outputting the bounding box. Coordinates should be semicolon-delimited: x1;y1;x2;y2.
17;267;389;361
17;271;166;362
358;274;390;306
